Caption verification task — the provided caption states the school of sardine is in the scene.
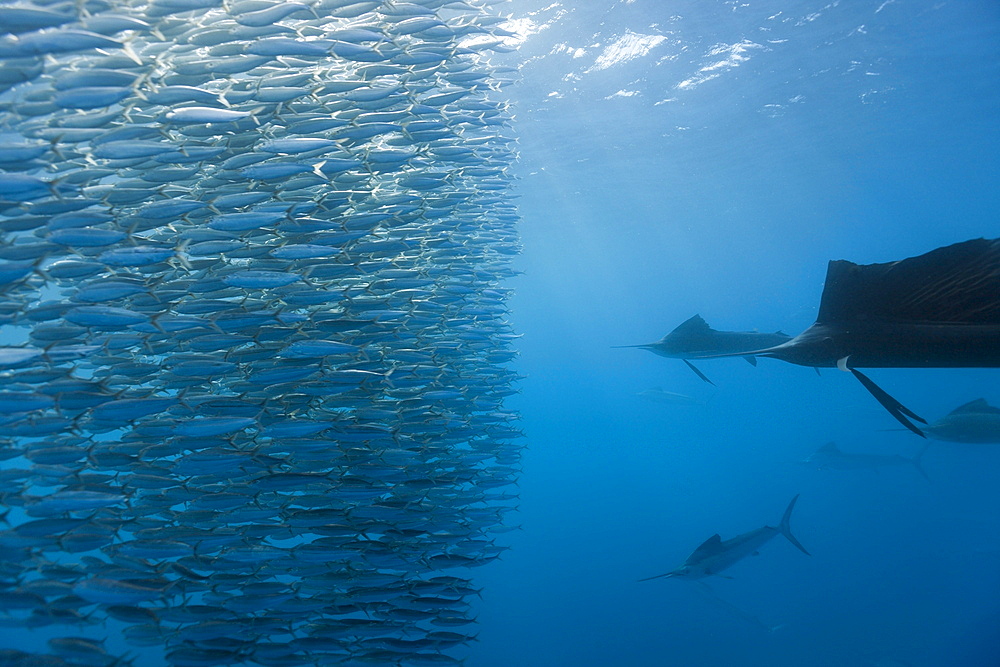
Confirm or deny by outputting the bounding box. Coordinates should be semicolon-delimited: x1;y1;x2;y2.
0;0;522;664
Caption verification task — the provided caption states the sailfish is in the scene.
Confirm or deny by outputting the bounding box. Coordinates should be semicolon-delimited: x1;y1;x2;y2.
614;314;792;385
639;495;809;581
725;238;1000;437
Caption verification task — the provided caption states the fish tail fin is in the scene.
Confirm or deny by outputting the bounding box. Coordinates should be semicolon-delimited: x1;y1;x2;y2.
172;239;192;271
121;41;143;66
779;494;810;556
47;135;66;162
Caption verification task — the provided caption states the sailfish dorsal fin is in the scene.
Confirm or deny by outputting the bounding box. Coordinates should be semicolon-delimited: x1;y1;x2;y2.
949;398;1000;415
816;238;1000;325
688;534;724;561
670;314;715;338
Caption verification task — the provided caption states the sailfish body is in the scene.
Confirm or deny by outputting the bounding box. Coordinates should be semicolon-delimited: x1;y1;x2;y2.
758;238;1000;369
759;321;1000;369
616;315;791;384
924;399;1000;443
639;495;809;582
629;314;792;360
733;238;1000;436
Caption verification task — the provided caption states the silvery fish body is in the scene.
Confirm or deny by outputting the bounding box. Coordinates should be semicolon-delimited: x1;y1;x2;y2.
0;0;520;664
922;399;1000;443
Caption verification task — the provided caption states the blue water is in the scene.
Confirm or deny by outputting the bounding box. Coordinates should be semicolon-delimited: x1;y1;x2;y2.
471;2;1000;666
2;2;999;666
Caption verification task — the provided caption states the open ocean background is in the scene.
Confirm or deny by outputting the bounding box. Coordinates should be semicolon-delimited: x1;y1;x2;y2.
0;1;998;667
473;1;1000;666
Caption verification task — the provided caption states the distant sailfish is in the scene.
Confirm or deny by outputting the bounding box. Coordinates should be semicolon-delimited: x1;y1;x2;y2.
639;496;809;581
922;398;1000;443
708;238;1000;437
802;442;930;481
635;387;700;405
615;315;792;385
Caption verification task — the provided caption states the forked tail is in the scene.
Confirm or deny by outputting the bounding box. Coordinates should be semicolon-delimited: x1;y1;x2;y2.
779;495;810;556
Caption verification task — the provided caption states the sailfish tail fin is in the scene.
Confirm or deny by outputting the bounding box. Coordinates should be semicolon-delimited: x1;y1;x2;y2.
779;495;810;556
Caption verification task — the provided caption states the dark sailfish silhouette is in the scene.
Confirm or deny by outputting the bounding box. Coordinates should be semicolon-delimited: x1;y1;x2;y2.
722;238;1000;436
638;495;809;581
922;398;1000;443
614;314;792;385
801;442;930;481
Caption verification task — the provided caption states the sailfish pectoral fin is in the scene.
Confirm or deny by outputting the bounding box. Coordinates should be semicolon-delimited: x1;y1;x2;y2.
683;359;715;386
849;368;927;438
